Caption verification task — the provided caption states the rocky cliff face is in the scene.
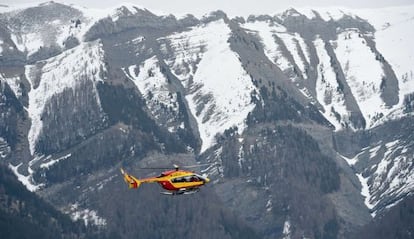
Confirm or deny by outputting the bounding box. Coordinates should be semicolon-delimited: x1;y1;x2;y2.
1;2;413;238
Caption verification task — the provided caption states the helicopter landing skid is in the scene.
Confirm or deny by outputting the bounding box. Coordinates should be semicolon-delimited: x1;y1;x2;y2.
160;188;200;195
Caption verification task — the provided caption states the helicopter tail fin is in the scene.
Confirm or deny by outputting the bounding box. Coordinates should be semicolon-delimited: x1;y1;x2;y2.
120;168;141;189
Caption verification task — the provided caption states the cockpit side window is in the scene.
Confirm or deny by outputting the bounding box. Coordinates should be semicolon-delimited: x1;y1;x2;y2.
190;175;200;182
172;177;181;183
172;175;201;183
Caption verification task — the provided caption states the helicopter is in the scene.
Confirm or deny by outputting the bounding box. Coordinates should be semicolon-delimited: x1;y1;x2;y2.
120;164;211;195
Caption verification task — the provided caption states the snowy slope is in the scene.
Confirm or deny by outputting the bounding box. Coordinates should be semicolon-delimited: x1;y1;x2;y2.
278;32;310;79
124;56;181;132
242;21;292;72
348;138;414;217
356;6;414;108
162;19;258;152
313;36;348;129
369;140;414;210
268;6;414;129
25;40;106;154
242;20;310;81
331;29;389;128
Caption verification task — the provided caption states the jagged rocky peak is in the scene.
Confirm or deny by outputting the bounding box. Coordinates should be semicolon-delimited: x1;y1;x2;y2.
201;10;229;23
231;16;246;24
111;3;157;20
246;14;274;23
281;7;304;18
275;6;370;26
177;13;200;26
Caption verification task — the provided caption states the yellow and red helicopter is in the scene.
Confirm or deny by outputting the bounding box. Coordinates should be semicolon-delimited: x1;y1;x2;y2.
121;164;211;195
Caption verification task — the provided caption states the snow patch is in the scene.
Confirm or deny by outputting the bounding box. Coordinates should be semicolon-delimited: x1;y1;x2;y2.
0;137;11;158
114;36;144;47
282;220;292;239
237;145;244;169
40;154;72;169
96;174;116;191
356;173;375;212
28;154;49;174
69;203;106;227
0;39;3;56
339;153;358;166
294;8;317;19
369;144;382;158
265;197;272;212
314;8;350;21
2;75;22;98
385;197;404;210
10;32;43;56
8;163;43;192
201;146;223;178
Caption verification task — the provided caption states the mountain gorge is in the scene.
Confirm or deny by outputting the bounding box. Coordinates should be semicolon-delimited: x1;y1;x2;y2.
0;2;413;238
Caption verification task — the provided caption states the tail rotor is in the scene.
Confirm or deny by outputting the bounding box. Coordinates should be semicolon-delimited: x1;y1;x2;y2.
120;168;141;189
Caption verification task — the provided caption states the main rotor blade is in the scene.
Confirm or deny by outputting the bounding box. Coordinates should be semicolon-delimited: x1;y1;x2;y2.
138;167;173;170
137;162;218;170
181;163;217;168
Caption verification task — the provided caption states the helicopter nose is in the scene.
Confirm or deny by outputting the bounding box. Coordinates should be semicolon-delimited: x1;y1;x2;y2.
196;174;210;184
203;177;210;183
199;175;210;183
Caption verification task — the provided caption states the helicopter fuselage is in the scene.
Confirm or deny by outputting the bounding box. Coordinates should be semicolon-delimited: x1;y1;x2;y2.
121;168;210;195
156;170;210;191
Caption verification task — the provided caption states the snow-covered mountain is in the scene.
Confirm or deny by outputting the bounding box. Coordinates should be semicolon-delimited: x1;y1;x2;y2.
1;2;413;238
